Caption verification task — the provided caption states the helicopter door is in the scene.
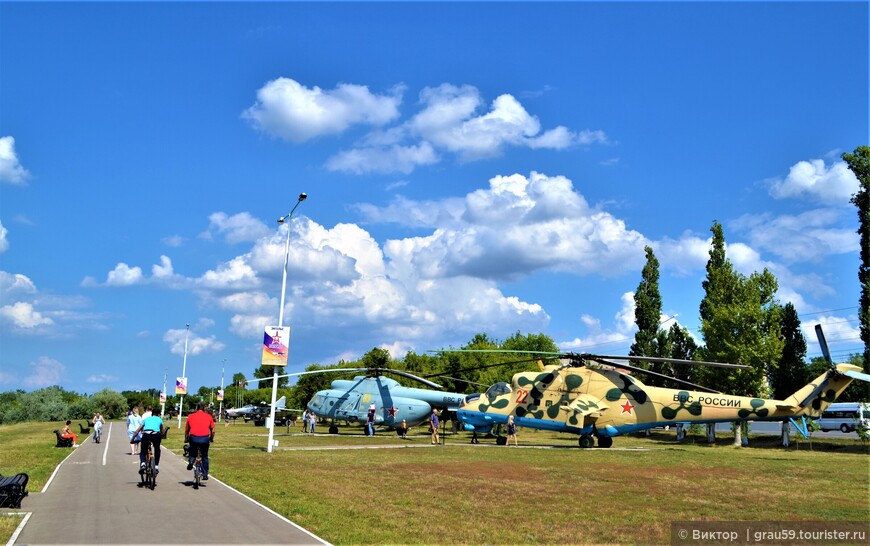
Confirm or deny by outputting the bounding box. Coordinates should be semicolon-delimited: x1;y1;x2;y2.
335;393;362;422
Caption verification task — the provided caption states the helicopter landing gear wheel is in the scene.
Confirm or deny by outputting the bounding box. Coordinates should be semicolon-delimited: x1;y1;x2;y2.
597;436;613;448
579;434;595;448
328;425;339;435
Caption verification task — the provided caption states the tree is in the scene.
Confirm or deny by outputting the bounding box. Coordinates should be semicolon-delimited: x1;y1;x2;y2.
630;246;664;385
769;303;808;400
17;386;70;422
287;363;336;410
698;221;785;446
768;302;808;446
253;364;289;389
360;347;391;369
660;323;699;388
842;146;870;402
91;388;129;420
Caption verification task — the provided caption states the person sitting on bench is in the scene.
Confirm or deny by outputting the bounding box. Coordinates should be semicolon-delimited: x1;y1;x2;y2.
60;421;78;447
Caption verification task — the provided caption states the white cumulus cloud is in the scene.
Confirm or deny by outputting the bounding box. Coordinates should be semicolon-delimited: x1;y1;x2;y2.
106;263;144;286
23;356;66;388
0;136;30;185
768;159;858;206
242;78;403;142
163;326;226;356
0;301;54;329
202;212;270;244
0;221;8;253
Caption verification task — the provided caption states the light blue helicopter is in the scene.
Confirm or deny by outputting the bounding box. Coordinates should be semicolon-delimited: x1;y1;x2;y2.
305;369;476;434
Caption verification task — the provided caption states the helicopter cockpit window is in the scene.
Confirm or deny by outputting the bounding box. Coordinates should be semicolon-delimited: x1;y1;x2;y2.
310;395;323;409
485;382;511;399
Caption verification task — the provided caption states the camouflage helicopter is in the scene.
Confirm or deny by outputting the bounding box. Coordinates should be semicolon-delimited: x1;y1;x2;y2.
451;327;869;448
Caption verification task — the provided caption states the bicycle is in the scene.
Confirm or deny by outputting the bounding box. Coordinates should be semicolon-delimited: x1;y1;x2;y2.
192;455;204;489
140;443;156;490
93;425;102;444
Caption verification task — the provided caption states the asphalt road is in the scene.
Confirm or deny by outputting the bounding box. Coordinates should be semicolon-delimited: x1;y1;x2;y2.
12;423;327;545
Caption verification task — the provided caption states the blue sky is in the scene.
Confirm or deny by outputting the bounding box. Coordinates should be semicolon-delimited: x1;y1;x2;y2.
1;2;867;395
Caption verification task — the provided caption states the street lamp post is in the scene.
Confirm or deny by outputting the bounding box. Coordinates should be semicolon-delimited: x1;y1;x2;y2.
267;192;307;453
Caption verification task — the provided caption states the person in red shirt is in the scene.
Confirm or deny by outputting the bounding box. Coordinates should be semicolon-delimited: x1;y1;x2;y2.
185;402;215;480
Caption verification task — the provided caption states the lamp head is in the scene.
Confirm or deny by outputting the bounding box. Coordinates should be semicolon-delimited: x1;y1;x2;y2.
298;192;307;202
277;217;285;224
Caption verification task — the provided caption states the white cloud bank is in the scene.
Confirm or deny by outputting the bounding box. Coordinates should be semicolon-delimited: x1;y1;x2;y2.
244;79;608;175
84;156;859;361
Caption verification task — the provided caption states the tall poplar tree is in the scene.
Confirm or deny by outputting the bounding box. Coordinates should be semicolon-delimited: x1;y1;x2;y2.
631;246;664;385
842;146;870;402
769;302;807;446
769;302;808;400
698;221;784;445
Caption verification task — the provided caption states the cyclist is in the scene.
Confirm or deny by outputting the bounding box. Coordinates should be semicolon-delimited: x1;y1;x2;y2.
92;412;105;442
185;402;215;480
130;406;165;475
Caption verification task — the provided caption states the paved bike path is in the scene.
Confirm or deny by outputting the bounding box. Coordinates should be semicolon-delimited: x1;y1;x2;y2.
13;423;327;545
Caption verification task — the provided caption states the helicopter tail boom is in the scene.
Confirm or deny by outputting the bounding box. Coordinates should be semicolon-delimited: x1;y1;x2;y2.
782;363;865;414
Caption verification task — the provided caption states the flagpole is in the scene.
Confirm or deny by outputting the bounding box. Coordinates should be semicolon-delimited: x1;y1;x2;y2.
177;323;190;429
160;368;167;418
218;359;226;422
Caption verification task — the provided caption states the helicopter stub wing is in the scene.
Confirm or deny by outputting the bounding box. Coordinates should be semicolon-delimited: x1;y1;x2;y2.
560;394;608;427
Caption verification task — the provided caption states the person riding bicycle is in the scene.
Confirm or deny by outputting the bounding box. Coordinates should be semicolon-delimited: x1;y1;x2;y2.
185;402;215;480
92;412;105;441
130;406;165;475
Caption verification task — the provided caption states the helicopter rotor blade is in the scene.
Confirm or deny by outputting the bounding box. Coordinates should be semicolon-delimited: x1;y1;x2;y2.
581;354;750;369
814;324;833;365
365;368;444;390
595;358;722;394
431;376;492;388
423;355;560;379
253;367;444;390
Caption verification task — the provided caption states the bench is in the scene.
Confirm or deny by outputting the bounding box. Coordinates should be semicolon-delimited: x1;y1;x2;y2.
53;430;73;448
78;422;91;434
0;473;28;508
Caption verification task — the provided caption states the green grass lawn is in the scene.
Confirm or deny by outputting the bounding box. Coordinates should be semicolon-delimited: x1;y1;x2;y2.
2;420;868;545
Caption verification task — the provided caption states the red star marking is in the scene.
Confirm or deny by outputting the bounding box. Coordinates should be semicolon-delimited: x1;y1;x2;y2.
620;401;635;415
387;406;399;417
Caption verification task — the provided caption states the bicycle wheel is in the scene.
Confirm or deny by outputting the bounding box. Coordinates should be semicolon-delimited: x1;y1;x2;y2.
193;459;201;489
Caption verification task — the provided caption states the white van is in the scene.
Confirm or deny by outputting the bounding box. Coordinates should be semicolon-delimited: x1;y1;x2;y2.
818;403;869;433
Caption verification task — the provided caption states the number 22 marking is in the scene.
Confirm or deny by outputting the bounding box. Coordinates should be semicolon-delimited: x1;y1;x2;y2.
516;389;529;404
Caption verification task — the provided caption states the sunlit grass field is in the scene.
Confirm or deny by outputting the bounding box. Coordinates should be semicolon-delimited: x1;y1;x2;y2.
1;419;868;544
